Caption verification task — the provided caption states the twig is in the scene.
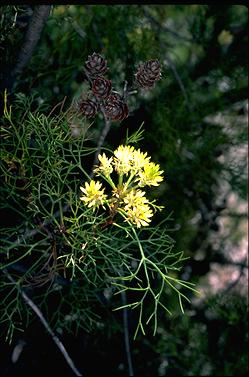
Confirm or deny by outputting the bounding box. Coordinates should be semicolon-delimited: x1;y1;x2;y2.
90;108;111;176
121;290;134;376
3;269;83;377
60;95;67;113
11;6;52;82
81;68;112;176
91;78;135;174
48;96;67;117
123;80;128;101
128;90;138;96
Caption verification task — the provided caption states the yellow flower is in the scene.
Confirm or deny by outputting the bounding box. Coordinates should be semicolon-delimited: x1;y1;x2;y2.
80;180;107;208
94;153;113;176
79;145;164;224
123;189;153;227
131;148;151;171
113;145;134;174
137;161;164;187
123;189;148;205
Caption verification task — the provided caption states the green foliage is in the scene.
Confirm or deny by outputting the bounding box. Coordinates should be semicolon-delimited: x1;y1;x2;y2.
151;294;248;376
0;92;197;343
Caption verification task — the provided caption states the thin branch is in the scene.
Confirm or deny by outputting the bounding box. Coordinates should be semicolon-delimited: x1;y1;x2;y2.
48;96;67;117
91;78;134;174
3;269;83;377
81;68;112;176
123;80;128;99
90;108;111;176
121;291;134;376
11;6;52;81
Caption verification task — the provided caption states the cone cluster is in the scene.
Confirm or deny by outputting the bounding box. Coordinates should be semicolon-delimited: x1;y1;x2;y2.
78;53;162;119
135;59;161;88
79;53;129;121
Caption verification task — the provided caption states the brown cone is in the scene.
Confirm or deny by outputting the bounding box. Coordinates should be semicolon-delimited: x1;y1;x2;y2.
104;93;128;121
85;52;108;77
105;92;123;103
135;59;161;88
79;99;98;118
92;77;112;99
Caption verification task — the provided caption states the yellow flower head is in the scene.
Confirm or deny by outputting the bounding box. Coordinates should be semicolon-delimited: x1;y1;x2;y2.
137;161;164;187
94;153;113;176
123;189;153;227
80;180;107;208
123;189;149;206
113;145;135;175
79;144;164;225
131;149;151;171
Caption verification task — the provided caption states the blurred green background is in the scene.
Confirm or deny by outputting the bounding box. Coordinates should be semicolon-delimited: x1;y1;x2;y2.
0;5;248;376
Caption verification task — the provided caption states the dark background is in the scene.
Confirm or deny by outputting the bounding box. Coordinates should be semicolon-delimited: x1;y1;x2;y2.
0;5;248;376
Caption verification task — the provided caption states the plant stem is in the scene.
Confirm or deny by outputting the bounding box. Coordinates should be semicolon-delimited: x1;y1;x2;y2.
121;290;134;376
131;227;150;286
3;269;83;377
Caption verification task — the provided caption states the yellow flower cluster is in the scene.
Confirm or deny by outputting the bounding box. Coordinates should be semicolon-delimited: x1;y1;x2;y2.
80;180;107;208
123;189;153;227
80;145;164;228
